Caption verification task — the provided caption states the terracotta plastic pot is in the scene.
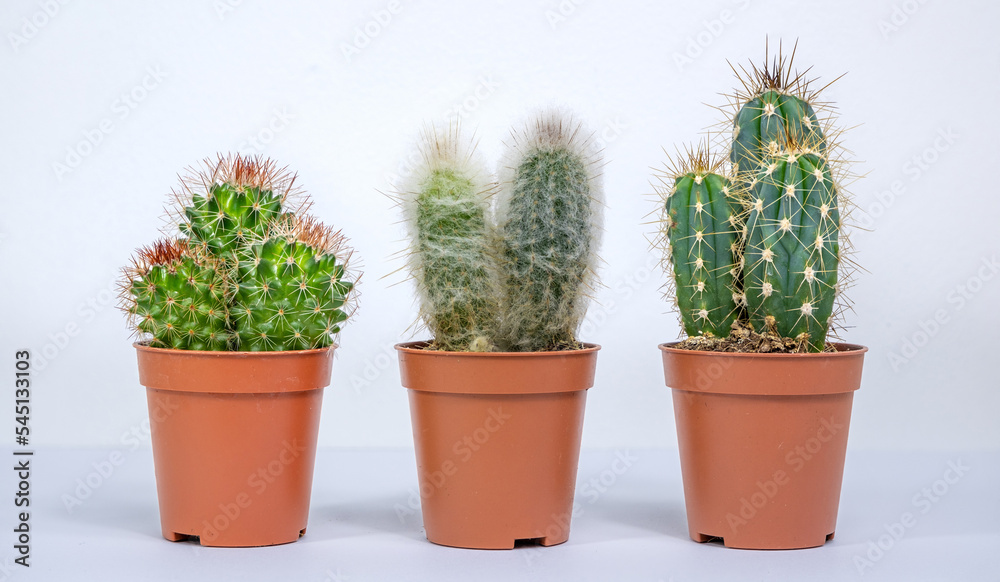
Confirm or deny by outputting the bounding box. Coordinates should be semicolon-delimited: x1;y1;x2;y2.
660;342;867;550
396;341;599;549
135;343;333;547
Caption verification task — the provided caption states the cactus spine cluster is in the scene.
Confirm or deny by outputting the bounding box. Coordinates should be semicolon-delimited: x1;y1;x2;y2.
121;154;356;351
401;111;603;352
659;42;850;352
660;147;744;338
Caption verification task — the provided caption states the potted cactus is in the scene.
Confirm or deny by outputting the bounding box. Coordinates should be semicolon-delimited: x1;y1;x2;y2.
655;44;867;550
118;154;357;547
395;113;603;549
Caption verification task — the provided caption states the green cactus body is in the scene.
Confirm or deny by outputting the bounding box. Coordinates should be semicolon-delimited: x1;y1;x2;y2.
181;182;287;261
410;165;498;352
233;223;353;351
732;90;826;181
744;147;839;351
664;170;743;337
124;240;231;351
496;116;601;352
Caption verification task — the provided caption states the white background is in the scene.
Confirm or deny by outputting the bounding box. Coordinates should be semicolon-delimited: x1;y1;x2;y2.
2;1;998;452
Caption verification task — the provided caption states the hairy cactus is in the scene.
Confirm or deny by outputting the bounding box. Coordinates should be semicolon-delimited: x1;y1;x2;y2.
495;112;603;352
729;41;829;185
233;217;355;351
120;239;231;351
121;154;357;352
401;127;499;352
660;146;744;337
743;141;840;352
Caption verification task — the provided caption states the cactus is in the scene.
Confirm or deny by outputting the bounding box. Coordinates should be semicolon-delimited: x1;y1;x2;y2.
172;155;304;262
233;216;355;351
495;112;603;352
659;146;744;338
401;127;499;352
121;154;357;352
729;41;830;186
120;239;231;351
742;140;840;352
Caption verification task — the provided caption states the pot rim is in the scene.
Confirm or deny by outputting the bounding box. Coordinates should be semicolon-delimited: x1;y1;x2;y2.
133;341;337;358
659;341;867;358
395;340;601;357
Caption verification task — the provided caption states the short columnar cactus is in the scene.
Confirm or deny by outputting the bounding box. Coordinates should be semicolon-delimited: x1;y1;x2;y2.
401;127;499;352
729;41;830;187
121;239;231;351
659;146;744;338
743;141;840;352
121;154;357;351
495;112;603;352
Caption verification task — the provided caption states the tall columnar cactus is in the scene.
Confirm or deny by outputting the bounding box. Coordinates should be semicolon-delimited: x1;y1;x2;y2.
121;154;357;351
495;112;603;352
233;217;355;351
660;147;744;337
120;239;231;351
729;41;830;186
401;127;499;352
743;141;840;352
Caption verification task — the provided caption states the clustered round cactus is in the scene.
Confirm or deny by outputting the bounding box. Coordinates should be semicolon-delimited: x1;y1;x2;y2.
120;154;357;351
658;42;854;352
400;111;603;352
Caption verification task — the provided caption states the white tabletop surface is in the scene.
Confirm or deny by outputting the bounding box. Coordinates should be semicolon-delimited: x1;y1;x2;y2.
9;448;998;581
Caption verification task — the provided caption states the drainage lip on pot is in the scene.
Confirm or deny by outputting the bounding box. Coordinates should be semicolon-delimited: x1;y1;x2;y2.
395;341;600;395
134;342;336;394
659;342;867;396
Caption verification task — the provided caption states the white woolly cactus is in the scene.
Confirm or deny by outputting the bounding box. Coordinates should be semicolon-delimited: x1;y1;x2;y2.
400;126;500;352
399;110;604;352
495;111;604;351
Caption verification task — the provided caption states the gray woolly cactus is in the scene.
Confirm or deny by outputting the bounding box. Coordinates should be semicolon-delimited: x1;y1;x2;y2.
401;127;499;352
120;154;358;352
659;145;744;338
743;141;840;352
495;112;603;352
120;239;231;351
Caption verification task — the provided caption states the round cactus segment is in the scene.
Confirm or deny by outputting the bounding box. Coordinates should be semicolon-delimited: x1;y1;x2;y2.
122;239;231;351
233;219;354;351
664;171;743;337
744;147;839;351
182;182;288;260
495;112;603;352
